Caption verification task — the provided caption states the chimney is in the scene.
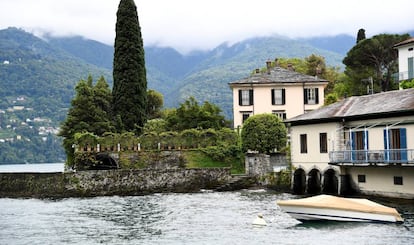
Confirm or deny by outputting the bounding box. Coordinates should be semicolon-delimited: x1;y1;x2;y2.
287;63;295;71
266;60;272;74
274;58;279;67
255;68;260;74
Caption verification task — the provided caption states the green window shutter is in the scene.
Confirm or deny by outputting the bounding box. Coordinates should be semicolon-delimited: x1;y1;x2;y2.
408;57;413;79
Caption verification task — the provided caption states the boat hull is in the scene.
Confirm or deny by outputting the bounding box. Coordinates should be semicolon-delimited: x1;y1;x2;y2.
277;195;403;223
280;206;400;223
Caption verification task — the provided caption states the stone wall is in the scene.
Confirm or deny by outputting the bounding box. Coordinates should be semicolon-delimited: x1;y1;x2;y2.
0;168;231;198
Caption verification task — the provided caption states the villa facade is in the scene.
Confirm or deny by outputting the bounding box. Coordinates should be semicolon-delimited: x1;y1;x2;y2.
228;60;328;129
286;89;414;199
394;37;414;82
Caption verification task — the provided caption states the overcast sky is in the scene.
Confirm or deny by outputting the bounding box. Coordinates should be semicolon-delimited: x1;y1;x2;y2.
0;0;413;53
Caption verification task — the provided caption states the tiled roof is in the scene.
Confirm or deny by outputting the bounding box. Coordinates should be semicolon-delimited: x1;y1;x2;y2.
229;66;328;85
286;88;414;124
394;37;414;48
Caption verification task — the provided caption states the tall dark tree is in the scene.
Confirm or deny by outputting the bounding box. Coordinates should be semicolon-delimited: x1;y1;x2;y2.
356;28;366;43
112;0;147;134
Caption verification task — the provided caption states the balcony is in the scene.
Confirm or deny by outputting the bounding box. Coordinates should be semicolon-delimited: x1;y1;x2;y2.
329;149;414;166
393;71;413;81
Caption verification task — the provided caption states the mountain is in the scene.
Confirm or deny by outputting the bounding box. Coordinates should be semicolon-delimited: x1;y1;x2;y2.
0;27;351;162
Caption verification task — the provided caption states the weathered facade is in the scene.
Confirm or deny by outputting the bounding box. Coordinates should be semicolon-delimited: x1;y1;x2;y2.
286;89;414;199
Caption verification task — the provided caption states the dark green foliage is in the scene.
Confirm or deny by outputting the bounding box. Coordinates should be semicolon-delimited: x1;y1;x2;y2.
165;97;230;131
59;76;113;166
241;114;287;154
343;33;410;93
112;0;147;134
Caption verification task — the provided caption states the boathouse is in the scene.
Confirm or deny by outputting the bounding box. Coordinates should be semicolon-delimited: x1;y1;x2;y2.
286;88;414;199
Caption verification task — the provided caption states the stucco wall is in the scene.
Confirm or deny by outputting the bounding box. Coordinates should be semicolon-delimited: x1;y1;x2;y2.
344;166;414;199
0;168;231;198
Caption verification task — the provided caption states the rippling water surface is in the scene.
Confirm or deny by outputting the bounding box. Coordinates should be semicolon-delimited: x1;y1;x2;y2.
1;190;413;245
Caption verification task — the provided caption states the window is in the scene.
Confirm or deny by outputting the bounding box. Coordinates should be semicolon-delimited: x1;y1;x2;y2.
358;175;366;183
300;134;307;153
272;110;286;120
271;89;285;105
319;133;327;153
394;176;403;185
239;90;253;106
241;112;251;123
304;88;319;105
350;130;368;160
384;128;407;161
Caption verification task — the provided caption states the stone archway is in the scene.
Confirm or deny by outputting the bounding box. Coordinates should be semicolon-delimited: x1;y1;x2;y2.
307;169;321;194
322;168;338;194
292;168;306;195
91;153;119;170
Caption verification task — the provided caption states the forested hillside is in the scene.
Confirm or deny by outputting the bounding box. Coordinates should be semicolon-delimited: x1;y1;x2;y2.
0;27;353;163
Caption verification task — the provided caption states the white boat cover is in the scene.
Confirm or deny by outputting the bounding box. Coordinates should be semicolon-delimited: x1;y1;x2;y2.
277;194;403;222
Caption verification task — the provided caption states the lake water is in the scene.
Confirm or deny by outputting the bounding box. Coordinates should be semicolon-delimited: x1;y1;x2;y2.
0;163;64;173
1;189;413;245
1;164;414;244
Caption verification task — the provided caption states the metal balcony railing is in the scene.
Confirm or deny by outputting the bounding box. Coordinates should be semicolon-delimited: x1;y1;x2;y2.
393;71;413;81
329;149;414;165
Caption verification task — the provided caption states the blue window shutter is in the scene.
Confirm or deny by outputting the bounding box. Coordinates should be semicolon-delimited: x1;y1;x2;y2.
282;89;286;105
383;129;389;161
400;128;407;148
351;131;356;161
364;130;369;150
400;128;407;161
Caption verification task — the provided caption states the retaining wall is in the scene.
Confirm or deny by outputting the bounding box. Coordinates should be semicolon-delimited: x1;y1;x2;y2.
0;168;231;198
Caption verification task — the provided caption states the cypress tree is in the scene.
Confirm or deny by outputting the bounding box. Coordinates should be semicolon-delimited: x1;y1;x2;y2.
356;28;366;43
112;0;147;134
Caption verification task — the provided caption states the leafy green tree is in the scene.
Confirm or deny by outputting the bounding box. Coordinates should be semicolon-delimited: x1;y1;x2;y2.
147;89;163;119
241;114;287;154
343;33;410;93
112;0;147;134
93;76;115;135
59;76;113;166
305;54;326;76
165;97;229;131
356;28;366;43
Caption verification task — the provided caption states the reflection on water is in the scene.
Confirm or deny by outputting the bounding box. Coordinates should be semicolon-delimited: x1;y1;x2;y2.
0;190;413;245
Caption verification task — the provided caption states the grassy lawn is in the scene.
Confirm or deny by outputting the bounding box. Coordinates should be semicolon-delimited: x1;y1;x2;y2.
184;150;245;174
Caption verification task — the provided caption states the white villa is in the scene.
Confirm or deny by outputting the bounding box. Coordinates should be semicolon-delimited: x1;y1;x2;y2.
286;88;414;199
394;37;414;82
228;59;328;129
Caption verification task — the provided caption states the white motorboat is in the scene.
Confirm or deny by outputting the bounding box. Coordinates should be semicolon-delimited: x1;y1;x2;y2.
277;194;403;223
